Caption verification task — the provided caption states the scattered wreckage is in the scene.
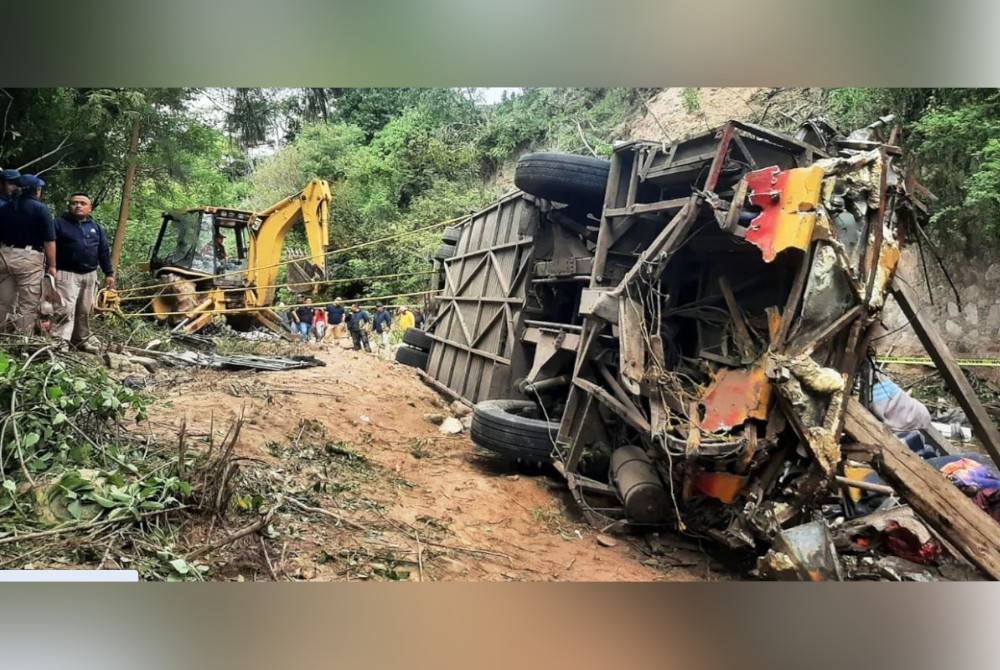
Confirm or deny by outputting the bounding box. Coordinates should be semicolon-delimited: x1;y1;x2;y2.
417;116;1000;580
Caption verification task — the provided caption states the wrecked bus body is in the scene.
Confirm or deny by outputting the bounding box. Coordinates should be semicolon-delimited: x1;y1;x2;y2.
422;117;1000;577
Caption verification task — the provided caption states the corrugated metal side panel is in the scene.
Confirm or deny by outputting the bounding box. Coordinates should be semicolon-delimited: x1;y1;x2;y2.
426;192;537;404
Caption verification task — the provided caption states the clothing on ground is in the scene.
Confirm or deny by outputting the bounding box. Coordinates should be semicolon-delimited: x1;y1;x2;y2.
871;376;932;432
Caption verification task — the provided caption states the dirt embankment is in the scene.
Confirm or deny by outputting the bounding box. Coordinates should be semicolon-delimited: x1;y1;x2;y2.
146;344;723;581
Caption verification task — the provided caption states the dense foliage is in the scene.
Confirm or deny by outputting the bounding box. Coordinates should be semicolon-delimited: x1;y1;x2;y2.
827;88;1000;254
3;86;998;303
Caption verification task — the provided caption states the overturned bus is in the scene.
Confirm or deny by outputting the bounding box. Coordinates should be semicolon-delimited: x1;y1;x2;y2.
418;116;984;562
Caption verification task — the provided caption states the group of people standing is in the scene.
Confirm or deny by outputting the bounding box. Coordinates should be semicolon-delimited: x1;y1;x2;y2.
286;297;423;358
0;169;114;349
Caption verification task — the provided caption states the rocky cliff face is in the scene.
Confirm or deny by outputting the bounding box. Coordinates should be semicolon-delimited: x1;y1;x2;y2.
882;248;1000;355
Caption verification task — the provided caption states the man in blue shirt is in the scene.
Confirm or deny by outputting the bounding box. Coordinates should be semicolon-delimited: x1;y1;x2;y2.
347;303;372;352
0;174;57;334
372;303;392;359
326;297;346;342
52;192;114;351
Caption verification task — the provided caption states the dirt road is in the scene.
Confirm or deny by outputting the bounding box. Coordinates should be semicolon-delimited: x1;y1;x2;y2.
146;343;719;581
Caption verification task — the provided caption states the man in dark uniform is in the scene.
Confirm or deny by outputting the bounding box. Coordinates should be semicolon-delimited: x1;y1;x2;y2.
0;174;56;334
0;169;21;204
52;192;114;350
347;303;372;352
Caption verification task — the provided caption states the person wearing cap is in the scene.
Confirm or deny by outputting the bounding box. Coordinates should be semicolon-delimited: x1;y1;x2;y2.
372;303;392;359
0;169;21;205
397;306;415;332
0;174;57;334
346;303;372;353
326;297;347;342
52;192;114;351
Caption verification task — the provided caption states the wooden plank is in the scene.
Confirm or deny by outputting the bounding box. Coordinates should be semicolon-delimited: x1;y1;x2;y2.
417;370;473;407
891;278;1000;468
718;275;754;359
618;293;646;394
844;398;1000;579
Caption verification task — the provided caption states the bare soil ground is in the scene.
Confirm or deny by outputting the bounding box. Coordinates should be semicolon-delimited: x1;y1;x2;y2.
144;341;724;581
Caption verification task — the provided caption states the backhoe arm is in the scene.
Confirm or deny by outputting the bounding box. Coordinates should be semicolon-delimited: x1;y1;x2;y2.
246;178;332;306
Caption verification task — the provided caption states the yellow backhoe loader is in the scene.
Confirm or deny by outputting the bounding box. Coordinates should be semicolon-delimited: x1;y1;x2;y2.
143;178;332;335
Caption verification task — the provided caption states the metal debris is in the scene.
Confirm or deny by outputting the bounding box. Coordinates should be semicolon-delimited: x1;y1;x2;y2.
424;114;1000;580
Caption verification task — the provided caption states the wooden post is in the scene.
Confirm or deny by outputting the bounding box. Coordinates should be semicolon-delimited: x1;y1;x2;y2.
110;115;142;274
844;398;1000;579
891;278;1000;469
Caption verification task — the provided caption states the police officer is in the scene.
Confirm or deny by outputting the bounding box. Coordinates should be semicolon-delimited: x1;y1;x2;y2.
0;174;56;334
0;169;21;204
52;192;114;351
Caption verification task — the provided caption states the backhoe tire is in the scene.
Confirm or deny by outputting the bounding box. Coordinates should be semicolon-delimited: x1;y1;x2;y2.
395;345;429;370
515;153;610;209
470;399;559;464
402;328;434;352
434;243;456;261
442;225;462;245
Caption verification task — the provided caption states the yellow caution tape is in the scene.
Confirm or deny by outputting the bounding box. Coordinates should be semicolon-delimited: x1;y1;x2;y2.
875;356;1000;368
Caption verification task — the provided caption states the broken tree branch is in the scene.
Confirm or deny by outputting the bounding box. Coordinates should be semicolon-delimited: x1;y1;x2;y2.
185;507;275;562
575;120;598;158
0;505;190;547
286;496;369;533
16;134;71;172
259;536;279;580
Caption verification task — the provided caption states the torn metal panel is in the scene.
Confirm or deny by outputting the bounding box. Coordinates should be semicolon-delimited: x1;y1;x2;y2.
745;165;824;262
756;520;844;581
700;364;773;433
695;471;749;504
798;241;858;335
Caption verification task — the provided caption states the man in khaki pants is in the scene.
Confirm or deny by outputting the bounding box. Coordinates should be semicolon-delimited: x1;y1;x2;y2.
52;193;115;351
0;174;57;334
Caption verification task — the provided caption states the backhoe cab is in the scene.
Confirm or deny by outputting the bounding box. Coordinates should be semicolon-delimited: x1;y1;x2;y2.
151;207;251;283
146;178;332;335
